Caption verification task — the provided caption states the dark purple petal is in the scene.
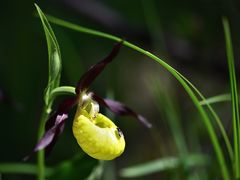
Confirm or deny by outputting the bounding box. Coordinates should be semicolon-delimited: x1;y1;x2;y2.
43;114;67;156
24;97;78;161
23;114;68;161
92;93;152;128
45;97;77;131
34;114;68;151
75;41;123;94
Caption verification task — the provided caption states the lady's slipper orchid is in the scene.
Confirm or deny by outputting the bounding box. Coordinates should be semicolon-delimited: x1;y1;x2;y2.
28;41;152;161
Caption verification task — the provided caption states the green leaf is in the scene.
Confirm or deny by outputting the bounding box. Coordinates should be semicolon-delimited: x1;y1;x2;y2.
35;4;62;106
223;17;240;179
120;154;209;178
200;93;231;105
0;163;54;177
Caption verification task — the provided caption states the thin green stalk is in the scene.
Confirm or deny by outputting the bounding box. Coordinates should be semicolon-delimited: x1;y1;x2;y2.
45;15;230;180
223;17;240;178
50;86;75;100
142;2;233;165
36;88;75;180
36;100;56;180
142;0;189;163
142;51;230;180
37;105;50;180
176;72;234;162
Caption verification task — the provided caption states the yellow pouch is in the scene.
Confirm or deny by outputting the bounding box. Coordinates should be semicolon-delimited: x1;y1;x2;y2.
73;108;125;160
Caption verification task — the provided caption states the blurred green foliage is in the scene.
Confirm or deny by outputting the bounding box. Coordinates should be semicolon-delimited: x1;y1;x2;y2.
0;0;240;179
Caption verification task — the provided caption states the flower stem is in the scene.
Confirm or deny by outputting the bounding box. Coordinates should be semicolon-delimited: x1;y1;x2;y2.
37;105;51;180
36;88;74;180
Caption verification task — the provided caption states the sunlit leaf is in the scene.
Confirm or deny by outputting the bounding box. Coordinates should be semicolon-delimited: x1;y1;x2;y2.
200;93;231;105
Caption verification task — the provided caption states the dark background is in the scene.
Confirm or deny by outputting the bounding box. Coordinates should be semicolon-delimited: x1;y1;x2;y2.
0;0;240;179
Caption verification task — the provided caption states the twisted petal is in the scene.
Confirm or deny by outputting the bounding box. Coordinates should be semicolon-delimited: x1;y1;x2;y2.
34;114;68;152
92;93;152;128
24;97;77;160
45;97;77;131
75;41;123;94
23;113;68;161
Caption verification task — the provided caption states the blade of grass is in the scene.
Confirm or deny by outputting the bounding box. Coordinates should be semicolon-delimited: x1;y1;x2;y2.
150;79;199;179
142;0;232;167
0;163;54;177
200;94;231;105
142;2;202;178
223;17;240;178
176;72;234;162
120;154;209;178
42;15;230;180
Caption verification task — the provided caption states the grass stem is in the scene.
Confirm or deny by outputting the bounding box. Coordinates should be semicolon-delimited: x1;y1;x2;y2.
223;17;240;179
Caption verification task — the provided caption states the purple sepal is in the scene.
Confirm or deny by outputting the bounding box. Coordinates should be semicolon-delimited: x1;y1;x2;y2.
45;97;77;131
92;93;152;128
75;41;123;94
23;114;68;161
34;114;68;152
24;97;77;161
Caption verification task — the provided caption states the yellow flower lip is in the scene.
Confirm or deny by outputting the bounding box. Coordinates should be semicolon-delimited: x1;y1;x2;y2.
73;109;125;160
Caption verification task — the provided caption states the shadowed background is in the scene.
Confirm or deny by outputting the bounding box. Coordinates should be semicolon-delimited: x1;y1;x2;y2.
0;0;240;179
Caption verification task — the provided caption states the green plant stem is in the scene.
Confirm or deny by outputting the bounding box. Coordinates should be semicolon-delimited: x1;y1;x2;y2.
45;15;231;180
50;86;75;100
37;105;51;180
176;72;234;162
36;87;74;180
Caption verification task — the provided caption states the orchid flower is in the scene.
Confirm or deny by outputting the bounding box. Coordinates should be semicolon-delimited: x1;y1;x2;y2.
29;41;152;161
